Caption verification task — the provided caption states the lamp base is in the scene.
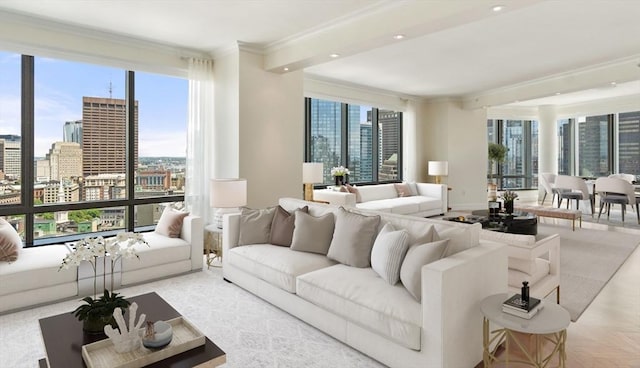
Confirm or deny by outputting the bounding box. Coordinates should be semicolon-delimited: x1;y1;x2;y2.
435;176;442;184
304;183;314;201
214;208;240;229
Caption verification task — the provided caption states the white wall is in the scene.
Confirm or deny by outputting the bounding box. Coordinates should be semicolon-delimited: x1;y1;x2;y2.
213;50;240;179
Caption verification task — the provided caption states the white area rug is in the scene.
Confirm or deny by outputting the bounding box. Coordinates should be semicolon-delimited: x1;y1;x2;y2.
536;224;640;321
0;267;385;368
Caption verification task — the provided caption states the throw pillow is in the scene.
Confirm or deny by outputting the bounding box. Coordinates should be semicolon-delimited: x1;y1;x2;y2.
327;207;380;267
406;182;418;196
0;218;22;262
290;211;335;254
345;184;362;203
434;227;469;257
393;183;414;197
155;206;189;238
370;223;409;285
400;239;449;301
269;205;309;247
238;207;276;245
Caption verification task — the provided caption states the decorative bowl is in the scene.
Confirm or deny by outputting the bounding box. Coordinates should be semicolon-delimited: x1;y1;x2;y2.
142;321;173;349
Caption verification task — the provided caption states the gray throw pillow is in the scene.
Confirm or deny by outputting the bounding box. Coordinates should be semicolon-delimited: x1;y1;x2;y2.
371;223;409;285
238;207;276;245
327;207;380;267
400;239;449;301
269;205;308;247
290;211;335;254
155;206;189;238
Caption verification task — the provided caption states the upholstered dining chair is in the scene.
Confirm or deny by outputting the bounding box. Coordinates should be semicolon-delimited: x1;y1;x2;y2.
554;175;594;215
539;172;558;206
608;173;635;184
595;177;640;224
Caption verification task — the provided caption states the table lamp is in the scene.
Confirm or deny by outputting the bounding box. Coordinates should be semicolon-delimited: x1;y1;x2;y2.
210;178;247;228
428;161;448;184
302;162;324;201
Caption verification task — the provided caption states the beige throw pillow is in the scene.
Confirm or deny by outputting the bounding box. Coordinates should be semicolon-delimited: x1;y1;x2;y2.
394;183;414;197
345;184;362;203
238;207;276;245
155;206;189;238
370;223;409;285
0;218;23;262
400;239;449;301
269;205;308;247
290;211;335;254
327;207;380;267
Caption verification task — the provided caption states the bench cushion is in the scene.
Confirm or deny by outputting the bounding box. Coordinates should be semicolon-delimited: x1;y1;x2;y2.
297;264;421;350
122;232;190;272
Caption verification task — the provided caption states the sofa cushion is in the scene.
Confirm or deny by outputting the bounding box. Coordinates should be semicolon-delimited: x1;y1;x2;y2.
394;183;414;197
0;218;22;262
327;208;380;267
122;232;190;271
400;239;449;301
228;244;337;293
412;196;442;212
371;223;409;285
297;264;422;350
290;212;335;255
155;206;189;238
356;184;398;202
269;205;308;247
238;207;276;245
357;198;420;215
508;258;550;288
0;244;76;296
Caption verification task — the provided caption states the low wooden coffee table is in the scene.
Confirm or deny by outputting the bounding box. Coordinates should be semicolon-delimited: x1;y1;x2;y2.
38;292;225;368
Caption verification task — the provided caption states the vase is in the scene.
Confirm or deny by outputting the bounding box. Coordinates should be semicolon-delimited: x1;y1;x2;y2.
334;175;345;186
504;201;514;214
487;183;497;201
83;315;116;335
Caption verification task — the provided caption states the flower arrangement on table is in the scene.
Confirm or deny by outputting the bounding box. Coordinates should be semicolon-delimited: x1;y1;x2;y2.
500;190;519;202
59;232;149;333
330;166;350;187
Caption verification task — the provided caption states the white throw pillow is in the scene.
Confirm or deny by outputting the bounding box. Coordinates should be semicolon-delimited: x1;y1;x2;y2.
400;239;449;301
371;223;409;285
435;227;469;257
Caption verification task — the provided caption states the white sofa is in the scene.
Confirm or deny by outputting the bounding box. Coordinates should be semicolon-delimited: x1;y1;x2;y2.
0;215;203;314
314;182;447;217
223;198;507;368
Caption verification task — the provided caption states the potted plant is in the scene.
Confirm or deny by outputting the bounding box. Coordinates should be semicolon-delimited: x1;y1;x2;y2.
500;190;519;214
330;165;350;187
73;289;130;333
488;143;508;200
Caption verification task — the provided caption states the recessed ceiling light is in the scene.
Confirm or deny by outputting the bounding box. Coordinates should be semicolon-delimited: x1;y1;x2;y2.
555;92;561;95
393;34;405;40
283;67;289;72
492;5;504;12
329;53;340;58
610;81;616;86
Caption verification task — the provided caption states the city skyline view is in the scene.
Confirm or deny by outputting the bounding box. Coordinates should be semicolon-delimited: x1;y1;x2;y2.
0;51;187;157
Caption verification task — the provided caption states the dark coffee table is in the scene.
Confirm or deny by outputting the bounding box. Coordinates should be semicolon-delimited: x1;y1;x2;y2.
38;292;225;368
470;209;537;235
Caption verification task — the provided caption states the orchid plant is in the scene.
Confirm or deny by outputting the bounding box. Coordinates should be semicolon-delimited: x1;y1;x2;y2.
500;190;519;202
330;166;350;177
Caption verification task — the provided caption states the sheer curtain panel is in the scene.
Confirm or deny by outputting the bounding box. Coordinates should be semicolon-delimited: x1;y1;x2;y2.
185;58;215;223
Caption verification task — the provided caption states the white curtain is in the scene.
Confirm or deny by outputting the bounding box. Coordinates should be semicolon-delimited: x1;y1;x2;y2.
185;58;215;223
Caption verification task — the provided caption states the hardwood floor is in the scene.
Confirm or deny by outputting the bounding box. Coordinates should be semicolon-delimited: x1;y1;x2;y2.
479;208;640;367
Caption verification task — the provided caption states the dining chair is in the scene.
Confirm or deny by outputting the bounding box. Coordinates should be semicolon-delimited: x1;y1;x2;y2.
539;173;558;206
595;177;640;224
608;173;635;184
554;175;594;216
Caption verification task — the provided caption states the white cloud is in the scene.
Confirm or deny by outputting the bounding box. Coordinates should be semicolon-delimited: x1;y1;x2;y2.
139;130;187;157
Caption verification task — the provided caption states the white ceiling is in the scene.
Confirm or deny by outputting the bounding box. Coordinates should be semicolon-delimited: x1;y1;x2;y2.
0;0;639;108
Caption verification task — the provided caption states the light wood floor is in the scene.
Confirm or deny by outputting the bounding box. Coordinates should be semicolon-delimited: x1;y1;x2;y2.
480;210;640;367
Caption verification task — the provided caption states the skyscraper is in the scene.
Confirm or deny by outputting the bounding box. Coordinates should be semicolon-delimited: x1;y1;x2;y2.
618;111;640;176
82;97;138;176
0;134;21;180
63;120;83;144
46;141;83;181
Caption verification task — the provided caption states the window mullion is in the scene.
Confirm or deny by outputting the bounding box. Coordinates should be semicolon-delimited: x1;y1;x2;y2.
22;55;35;246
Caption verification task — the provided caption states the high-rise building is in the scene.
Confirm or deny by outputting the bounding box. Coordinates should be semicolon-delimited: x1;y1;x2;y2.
82;97;138;176
46;141;83;181
0;135;21;180
63;120;83;144
578;115;609;177
379;110;400;163
618;111;640;176
359;122;372;181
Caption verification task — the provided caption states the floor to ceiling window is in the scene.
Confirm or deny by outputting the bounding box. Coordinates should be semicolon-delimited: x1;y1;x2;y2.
487;119;538;189
305;97;402;186
0;51;187;246
617;111;640;177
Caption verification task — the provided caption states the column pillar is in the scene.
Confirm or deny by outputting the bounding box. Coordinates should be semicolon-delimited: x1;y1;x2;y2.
538;105;558;200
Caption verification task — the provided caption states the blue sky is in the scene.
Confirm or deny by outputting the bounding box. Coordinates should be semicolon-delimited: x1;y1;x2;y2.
0;51;187;157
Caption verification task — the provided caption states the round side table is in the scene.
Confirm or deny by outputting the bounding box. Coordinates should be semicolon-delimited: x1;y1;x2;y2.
480;293;570;367
204;224;223;269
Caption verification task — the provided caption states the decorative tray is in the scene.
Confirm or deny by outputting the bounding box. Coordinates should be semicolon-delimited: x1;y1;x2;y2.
81;316;205;368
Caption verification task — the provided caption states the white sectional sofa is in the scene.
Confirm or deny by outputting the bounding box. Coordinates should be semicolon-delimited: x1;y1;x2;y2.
0;214;203;314
223;198;507;368
313;182;447;217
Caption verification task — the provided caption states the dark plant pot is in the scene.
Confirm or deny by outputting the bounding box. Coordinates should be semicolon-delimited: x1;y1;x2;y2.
334;175;345;186
82;314;117;334
504;201;514;214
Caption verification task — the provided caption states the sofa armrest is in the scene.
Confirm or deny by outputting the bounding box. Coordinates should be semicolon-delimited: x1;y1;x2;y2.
180;215;203;271
222;213;241;268
415;183;447;213
313;189;356;206
507;234;560;277
422;241;507;368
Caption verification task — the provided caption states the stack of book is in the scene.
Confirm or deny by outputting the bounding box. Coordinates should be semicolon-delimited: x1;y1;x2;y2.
502;294;544;319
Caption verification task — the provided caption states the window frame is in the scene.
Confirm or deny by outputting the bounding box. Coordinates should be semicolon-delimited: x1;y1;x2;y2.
487;118;538;190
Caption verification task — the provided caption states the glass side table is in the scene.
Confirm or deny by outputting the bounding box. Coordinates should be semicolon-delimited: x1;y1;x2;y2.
480;293;570;367
204;224;223;269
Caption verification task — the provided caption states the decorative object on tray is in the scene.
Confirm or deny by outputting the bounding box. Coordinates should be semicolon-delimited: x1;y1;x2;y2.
330;166;350;186
104;302;146;353
500;190;519;214
143;320;173;349
502;282;544;319
59;232;149;333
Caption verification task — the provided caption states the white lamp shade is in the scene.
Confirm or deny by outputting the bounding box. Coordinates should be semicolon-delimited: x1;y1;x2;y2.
302;162;324;183
210;178;247;208
428;161;449;176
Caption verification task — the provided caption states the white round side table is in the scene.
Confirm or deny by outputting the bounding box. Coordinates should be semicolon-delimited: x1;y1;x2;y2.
480;293;570;367
204;224;223;269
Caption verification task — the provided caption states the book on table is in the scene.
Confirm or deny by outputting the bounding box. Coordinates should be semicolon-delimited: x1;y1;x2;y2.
503;294;541;312
502;301;544;319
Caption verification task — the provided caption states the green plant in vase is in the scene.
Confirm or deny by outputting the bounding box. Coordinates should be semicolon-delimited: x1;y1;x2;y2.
73;289;130;333
488;143;508;201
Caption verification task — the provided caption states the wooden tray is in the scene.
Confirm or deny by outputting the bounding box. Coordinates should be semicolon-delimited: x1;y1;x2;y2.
81;316;205;368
